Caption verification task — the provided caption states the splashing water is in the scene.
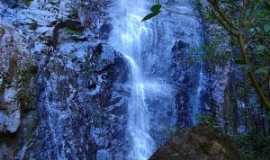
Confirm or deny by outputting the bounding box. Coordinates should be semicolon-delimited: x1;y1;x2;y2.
109;0;156;159
108;0;204;159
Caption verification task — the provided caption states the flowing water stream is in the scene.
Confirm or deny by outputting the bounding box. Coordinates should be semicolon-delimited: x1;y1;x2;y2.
108;0;204;159
109;1;156;159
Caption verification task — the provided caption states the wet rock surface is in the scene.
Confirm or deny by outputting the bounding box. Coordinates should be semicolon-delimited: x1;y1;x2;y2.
0;0;129;159
150;125;240;160
0;24;38;160
0;0;266;159
0;0;208;159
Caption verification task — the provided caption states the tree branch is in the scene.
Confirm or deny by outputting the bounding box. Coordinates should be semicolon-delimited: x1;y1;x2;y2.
207;0;270;110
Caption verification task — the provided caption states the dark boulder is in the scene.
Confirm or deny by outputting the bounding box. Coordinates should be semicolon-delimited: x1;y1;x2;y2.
150;125;240;160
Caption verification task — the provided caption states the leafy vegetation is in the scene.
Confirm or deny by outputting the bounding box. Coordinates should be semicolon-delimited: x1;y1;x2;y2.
207;0;270;110
24;0;33;6
234;131;270;160
197;115;217;128
142;4;162;21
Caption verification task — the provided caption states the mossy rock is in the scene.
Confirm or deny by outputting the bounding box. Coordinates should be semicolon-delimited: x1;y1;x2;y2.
23;0;33;6
17;64;38;111
0;27;5;39
29;20;38;30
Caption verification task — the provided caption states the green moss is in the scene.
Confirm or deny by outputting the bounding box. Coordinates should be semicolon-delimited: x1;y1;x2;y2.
63;27;81;35
197;115;217;128
68;8;79;19
24;0;33;6
29;20;38;30
17;63;38;112
0;27;5;38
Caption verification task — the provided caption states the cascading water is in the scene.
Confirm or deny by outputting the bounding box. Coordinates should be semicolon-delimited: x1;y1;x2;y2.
108;1;156;159
0;0;207;159
109;0;204;159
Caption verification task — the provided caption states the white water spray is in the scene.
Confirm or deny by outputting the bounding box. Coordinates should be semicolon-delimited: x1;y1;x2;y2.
108;0;204;159
109;0;156;159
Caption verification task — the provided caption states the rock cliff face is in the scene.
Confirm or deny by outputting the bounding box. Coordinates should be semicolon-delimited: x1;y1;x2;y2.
0;24;38;160
0;0;130;159
198;1;269;135
1;1;204;159
0;0;267;160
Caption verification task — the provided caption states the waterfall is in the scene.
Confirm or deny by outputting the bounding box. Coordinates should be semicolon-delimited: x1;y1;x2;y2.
0;0;207;159
108;0;203;159
109;1;156;159
192;69;204;125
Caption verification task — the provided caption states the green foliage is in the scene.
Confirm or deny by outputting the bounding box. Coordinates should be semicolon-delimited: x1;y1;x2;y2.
0;27;5;38
204;0;270;108
255;66;269;75
24;0;33;6
142;4;162;21
235;59;247;65
233;132;270;160
202;43;231;66
64;27;81;35
197;115;217;128
196;1;215;21
264;24;270;33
